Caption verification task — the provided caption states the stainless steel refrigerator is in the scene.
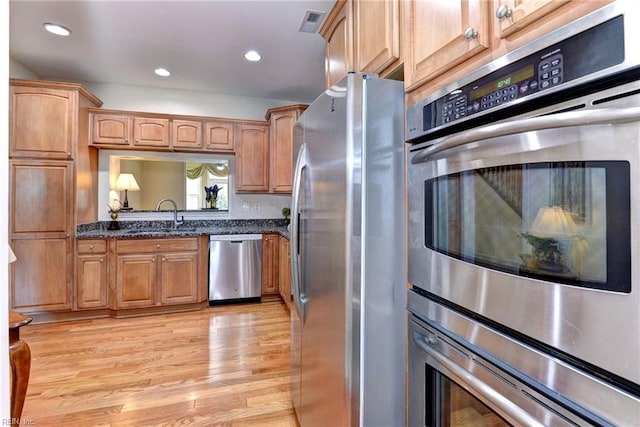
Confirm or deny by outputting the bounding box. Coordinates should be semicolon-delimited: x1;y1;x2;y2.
290;73;406;427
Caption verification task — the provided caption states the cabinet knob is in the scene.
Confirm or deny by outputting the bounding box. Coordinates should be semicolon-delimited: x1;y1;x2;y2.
89;245;94;249
156;244;161;249
125;138;129;142
66;234;70;238
162;258;166;262
100;258;104;263
463;27;478;40
67;152;72;157
152;257;156;262
495;4;512;19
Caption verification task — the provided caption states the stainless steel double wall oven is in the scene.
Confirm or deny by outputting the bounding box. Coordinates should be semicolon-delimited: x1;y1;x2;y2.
406;2;640;425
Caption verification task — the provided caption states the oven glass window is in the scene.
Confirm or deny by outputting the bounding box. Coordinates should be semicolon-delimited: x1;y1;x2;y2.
424;161;630;292
427;367;511;426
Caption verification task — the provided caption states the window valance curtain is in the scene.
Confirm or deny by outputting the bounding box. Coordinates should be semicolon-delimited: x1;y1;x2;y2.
186;163;229;179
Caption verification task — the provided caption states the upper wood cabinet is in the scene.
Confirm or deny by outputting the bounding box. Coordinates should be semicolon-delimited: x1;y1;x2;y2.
404;0;491;92
9;81;101;160
405;0;613;103
266;104;307;194
353;0;402;77
90;111;170;150
171;119;202;150
132;117;170;148
235;122;270;192
204;120;235;152
92;113;131;146
320;0;354;88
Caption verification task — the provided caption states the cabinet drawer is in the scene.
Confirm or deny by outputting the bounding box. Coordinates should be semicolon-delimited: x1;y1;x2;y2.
116;238;199;254
77;239;107;254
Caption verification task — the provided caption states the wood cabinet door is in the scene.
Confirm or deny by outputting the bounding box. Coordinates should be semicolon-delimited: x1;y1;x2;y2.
204;120;235;152
10;85;76;159
160;252;199;305
278;236;291;309
354;0;401;76
405;0;491;91
495;0;571;38
236;123;269;192
133;117;170;148
261;234;280;295
10;160;73;234
321;1;353;88
171;119;202;150
77;253;108;309
11;237;72;312
91;113;132;146
116;254;158;308
269;111;298;194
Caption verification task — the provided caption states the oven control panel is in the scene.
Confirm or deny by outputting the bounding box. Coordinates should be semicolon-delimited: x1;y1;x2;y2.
412;14;625;140
441;53;564;124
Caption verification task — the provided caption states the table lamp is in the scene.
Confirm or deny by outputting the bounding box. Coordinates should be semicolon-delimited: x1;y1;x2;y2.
114;173;140;210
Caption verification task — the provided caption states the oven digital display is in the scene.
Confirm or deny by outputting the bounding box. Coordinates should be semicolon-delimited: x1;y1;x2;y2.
470;65;535;101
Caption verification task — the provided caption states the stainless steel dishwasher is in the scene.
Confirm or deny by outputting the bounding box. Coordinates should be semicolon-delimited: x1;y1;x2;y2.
208;234;262;304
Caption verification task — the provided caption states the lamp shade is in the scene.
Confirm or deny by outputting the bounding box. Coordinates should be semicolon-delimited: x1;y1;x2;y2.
530;206;577;238
9;245;17;263
114;173;140;191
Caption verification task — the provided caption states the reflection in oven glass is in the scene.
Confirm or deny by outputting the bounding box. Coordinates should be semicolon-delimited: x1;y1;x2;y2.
437;372;510;427
425;161;630;292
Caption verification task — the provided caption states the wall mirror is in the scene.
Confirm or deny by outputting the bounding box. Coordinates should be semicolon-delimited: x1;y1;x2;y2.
104;151;232;212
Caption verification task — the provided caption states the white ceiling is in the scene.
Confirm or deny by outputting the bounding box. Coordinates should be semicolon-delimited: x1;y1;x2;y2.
9;0;335;103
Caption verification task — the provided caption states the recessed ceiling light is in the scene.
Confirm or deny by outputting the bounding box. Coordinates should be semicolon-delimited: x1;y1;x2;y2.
244;50;261;62
43;23;72;36
154;67;171;77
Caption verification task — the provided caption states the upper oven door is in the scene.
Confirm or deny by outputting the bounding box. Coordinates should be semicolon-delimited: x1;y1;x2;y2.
407;81;640;387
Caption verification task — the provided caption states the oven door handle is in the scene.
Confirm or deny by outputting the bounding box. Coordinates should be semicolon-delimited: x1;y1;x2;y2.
411;331;546;427
411;106;640;164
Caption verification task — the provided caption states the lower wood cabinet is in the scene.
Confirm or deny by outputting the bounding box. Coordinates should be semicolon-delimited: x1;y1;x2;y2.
76;239;108;309
261;233;280;295
11;237;73;312
278;235;291;310
111;237;200;310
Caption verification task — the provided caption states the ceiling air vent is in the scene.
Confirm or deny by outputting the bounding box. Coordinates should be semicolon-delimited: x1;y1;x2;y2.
298;10;326;33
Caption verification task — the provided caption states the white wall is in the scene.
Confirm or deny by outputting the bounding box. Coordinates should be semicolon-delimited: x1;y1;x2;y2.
79;82;295;122
9;57;38;79
2;4;11;422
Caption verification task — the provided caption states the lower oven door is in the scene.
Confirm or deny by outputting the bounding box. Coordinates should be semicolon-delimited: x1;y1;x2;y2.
407;80;640;388
408;314;610;427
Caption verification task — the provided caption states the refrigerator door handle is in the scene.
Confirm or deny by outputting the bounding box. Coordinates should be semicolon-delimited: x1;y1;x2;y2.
291;143;308;320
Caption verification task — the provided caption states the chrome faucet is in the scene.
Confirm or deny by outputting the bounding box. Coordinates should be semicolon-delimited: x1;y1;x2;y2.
155;198;184;229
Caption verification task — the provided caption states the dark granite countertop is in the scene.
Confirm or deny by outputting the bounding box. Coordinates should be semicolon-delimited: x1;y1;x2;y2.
77;219;290;239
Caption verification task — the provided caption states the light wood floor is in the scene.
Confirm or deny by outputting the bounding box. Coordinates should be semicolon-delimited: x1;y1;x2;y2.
19;301;297;427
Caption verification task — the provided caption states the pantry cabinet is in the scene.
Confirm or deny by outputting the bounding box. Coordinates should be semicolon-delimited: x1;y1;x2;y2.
9;79;102;317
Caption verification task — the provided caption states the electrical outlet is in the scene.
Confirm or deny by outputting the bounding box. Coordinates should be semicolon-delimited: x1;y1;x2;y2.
253;203;261;212
242;202;250;212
